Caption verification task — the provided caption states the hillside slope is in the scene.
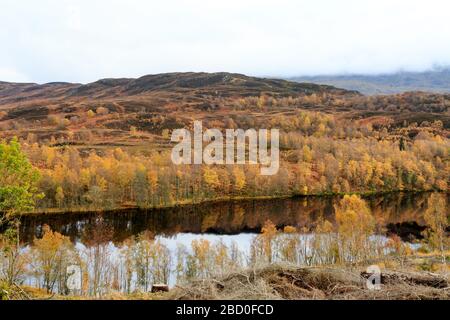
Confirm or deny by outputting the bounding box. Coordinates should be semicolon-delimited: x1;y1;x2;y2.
0;72;355;104
0;72;448;150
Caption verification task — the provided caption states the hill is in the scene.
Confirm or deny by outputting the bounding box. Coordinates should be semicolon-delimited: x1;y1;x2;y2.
0;72;448;151
0;72;355;104
291;68;450;95
0;72;359;144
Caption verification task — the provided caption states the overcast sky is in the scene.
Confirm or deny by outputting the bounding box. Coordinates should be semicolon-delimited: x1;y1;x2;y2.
1;0;450;83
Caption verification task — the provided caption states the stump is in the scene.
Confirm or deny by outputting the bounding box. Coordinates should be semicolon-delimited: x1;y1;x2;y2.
152;284;169;293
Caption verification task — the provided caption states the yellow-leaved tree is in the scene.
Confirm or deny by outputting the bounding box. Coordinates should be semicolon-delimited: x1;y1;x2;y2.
335;195;375;263
31;225;76;293
423;193;448;263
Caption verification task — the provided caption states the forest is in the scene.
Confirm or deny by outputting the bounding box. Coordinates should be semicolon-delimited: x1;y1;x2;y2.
14;107;448;213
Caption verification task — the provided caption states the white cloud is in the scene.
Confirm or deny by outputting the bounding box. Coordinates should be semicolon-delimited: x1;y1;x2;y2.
67;5;82;31
1;0;450;83
0;67;31;83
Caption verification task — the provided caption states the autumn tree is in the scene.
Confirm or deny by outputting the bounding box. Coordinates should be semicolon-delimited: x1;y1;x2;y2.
277;226;300;264
232;167;246;194
131;233;153;291
423;193;448;263
335;195;375;263
30;225;76;293
203;167;220;197
190;239;212;279
150;240;171;285
251;220;278;265
312;219;338;265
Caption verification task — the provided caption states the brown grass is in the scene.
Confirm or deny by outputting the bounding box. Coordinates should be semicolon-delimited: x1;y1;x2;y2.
169;264;450;300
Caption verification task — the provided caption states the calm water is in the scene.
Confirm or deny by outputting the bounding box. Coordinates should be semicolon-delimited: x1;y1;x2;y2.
18;192;446;245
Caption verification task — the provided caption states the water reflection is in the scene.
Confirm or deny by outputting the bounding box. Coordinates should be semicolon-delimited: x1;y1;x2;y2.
18;192;446;245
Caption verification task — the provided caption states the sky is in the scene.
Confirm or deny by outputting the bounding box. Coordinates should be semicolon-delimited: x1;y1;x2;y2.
1;0;450;83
